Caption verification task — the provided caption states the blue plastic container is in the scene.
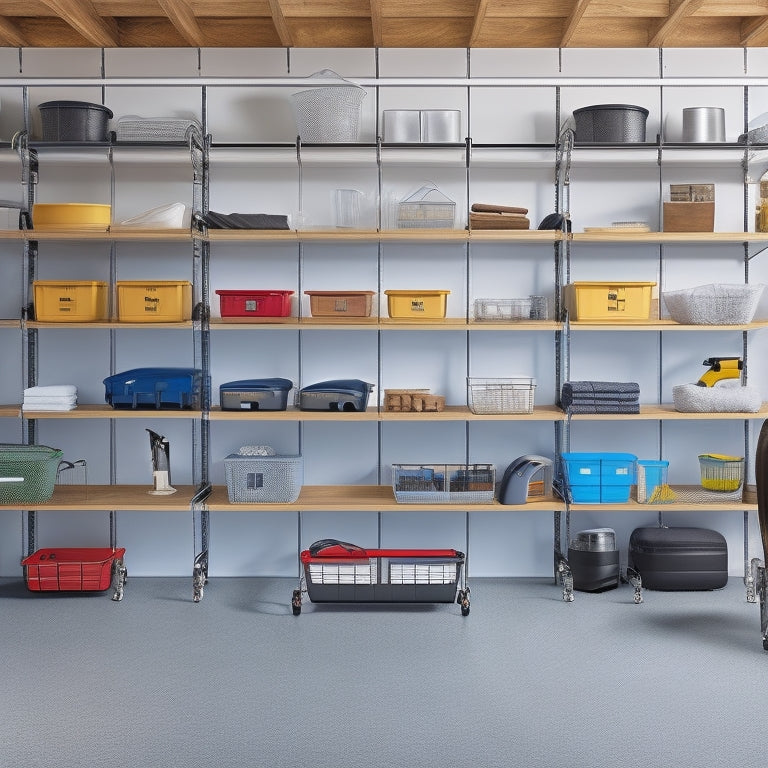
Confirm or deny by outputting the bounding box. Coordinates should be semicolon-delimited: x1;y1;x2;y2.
561;452;637;503
104;367;202;410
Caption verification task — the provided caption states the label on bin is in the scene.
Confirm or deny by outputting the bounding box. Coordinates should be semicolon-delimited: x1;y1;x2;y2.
579;468;592;475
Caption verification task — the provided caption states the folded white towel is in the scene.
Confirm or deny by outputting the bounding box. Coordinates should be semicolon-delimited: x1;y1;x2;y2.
22;402;76;411
23;395;77;404
23;385;77;397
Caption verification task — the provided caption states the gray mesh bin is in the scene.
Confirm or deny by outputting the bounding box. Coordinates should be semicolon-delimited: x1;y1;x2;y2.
573;104;649;143
224;454;303;503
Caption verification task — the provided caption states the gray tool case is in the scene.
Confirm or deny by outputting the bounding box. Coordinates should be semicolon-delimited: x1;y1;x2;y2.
628;526;728;590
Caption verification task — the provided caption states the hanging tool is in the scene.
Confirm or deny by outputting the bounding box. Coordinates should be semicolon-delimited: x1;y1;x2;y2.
696;357;743;387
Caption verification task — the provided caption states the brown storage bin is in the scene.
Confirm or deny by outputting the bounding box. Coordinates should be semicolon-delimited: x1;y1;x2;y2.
305;290;374;317
663;202;714;232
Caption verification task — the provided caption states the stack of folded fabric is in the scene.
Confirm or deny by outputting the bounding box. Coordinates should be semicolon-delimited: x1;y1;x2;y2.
561;381;640;414
22;384;77;411
469;203;530;230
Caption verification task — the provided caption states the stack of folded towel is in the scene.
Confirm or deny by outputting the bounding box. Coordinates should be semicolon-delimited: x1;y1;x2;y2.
561;381;640;414
469;203;530;230
22;384;77;411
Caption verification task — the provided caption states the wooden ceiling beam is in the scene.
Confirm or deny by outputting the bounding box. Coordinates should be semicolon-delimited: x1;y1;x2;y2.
157;0;206;46
0;15;28;47
741;14;768;43
37;0;119;46
268;0;294;47
468;0;489;48
648;0;707;47
370;0;383;47
561;0;594;47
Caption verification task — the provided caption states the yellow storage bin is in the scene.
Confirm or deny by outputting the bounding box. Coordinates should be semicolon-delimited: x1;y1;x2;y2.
564;281;656;321
34;280;109;322
116;280;192;322
32;203;111;231
385;289;450;319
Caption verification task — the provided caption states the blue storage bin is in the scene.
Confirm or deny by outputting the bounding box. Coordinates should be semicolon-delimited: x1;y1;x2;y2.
561;452;636;504
104;367;203;410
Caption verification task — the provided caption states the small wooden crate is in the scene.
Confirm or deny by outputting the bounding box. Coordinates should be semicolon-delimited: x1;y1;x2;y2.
384;389;446;412
305;290;374;317
662;201;714;232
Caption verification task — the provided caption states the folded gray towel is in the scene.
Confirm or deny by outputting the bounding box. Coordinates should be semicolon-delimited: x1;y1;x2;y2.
562;381;640;409
565;403;641;414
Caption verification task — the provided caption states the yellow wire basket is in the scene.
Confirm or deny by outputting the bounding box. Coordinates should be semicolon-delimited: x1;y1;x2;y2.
698;453;744;492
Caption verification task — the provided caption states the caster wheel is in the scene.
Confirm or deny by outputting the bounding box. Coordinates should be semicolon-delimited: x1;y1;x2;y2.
763;637;768;651
461;603;470;616
292;603;302;615
291;589;302;616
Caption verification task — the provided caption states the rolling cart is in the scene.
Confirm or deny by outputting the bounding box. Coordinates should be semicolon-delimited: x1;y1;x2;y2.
292;539;470;615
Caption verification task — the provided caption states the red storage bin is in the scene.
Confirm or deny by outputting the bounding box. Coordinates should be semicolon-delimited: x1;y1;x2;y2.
216;289;293;318
22;547;126;592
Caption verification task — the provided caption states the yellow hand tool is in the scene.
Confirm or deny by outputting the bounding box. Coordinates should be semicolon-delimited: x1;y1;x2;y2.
697;357;743;387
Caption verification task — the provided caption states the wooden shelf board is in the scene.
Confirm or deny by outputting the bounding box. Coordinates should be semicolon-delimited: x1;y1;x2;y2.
0;319;20;328
565;403;768;420
27;320;194;329
0;484;198;511
568;320;768;331
469;230;560;243
21;404;202;419
209;318;559;331
571;231;768;244
205;484;564;512
209;406;379;421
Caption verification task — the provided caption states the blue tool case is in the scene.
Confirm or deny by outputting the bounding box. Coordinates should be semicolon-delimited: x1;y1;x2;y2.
103;367;203;410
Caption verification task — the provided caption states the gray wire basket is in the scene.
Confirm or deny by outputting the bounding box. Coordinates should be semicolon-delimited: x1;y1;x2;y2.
392;463;495;504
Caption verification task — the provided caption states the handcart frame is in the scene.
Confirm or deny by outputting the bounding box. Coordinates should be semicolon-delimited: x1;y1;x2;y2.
292;539;470;616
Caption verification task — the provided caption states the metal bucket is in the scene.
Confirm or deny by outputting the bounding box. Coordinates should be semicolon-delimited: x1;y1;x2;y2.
682;107;725;143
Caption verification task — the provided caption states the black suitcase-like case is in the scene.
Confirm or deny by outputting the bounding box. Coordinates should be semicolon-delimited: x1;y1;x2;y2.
629;526;728;591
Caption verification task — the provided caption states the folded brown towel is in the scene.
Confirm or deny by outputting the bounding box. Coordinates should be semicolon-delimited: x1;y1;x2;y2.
469;211;531;230
471;203;529;215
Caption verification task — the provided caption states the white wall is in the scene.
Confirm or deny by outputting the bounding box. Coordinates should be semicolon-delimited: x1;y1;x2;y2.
0;46;765;583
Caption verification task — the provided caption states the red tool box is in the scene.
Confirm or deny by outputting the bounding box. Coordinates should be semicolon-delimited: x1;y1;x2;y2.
22;547;127;600
292;539;469;615
216;289;293;318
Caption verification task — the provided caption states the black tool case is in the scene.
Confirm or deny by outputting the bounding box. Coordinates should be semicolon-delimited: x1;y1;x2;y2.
219;378;293;411
628;526;728;590
298;379;374;412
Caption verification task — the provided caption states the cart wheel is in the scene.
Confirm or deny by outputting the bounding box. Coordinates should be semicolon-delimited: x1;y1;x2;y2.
291;589;302;616
457;589;470;616
461;602;470;616
762;636;768;652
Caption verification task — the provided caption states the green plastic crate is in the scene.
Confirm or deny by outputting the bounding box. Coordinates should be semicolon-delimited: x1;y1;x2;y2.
0;444;62;504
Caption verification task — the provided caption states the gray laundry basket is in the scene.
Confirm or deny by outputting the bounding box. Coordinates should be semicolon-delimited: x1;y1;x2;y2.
291;69;366;142
573;104;649;143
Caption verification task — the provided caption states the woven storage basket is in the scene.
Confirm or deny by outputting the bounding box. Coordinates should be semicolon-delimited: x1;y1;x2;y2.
663;283;765;324
0;444;62;504
672;382;762;413
291;69;366;143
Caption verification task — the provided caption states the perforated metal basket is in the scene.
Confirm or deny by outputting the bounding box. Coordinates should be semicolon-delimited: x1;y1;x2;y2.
663;283;765;325
291;69;366;142
224;454;303;503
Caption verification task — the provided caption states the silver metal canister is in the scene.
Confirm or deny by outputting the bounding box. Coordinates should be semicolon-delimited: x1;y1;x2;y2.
682;107;725;143
383;110;421;142
421;110;461;143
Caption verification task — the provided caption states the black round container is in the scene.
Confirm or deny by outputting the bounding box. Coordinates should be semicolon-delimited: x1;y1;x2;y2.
568;528;620;592
573;103;649;143
38;100;113;142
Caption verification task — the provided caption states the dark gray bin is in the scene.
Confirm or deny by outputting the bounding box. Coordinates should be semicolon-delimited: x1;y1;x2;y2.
39;100;113;142
573;104;649;143
629;526;728;591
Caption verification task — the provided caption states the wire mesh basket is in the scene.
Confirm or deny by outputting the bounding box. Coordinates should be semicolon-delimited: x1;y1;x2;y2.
392;463;495;503
56;458;87;486
291;69;366;142
698;453;744;492
473;297;549;321
467;377;536;414
397;184;456;229
114;116;203;143
0;444;63;504
662;283;765;324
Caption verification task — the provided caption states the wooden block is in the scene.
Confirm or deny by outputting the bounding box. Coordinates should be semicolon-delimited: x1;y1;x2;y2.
662;201;714;232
